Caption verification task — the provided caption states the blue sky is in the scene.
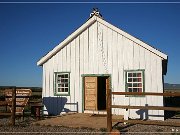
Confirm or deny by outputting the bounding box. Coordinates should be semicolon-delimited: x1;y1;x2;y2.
0;2;179;87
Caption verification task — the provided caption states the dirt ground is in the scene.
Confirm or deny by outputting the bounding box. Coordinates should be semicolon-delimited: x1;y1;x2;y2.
33;113;123;130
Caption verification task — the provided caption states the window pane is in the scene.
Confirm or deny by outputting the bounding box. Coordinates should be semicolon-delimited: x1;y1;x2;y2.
133;83;138;87
128;78;132;82
65;83;68;87
65;88;68;92
138;88;142;92
65;74;68;78
133;73;137;77
133;78;138;82
133;88;138;92
128;83;132;87
138;83;142;87
64;79;68;83
128;73;132;77
128;88;132;92
138;78;142;82
137;73;141;77
57;80;60;83
58;88;62;92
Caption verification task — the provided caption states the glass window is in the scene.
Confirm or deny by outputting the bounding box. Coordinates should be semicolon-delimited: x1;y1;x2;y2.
126;70;144;93
54;72;70;95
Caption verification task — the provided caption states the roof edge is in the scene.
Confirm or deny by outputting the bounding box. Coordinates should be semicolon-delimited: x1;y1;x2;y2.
37;15;97;66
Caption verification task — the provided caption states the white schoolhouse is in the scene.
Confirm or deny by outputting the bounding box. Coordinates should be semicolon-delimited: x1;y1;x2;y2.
37;9;168;120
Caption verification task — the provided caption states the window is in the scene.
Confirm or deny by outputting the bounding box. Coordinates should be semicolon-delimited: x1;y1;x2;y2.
125;70;145;93
54;72;70;95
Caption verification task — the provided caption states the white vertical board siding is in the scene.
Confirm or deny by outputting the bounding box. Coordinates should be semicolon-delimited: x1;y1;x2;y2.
97;22;104;74
156;57;164;120
144;49;153;119
112;31;119;115
101;23;108;74
49;56;54;97
106;27;115;113
79;33;84;113
45;61;50;98
117;34;125;116
42;21;164;120
107;28;113;75
66;44;72;111
75;37;80;113
93;22;98;74
45;59;52;114
51;55;56;113
150;53;158;120
129;42;140;119
133;43;141;119
138;46;147;119
70;39;76;112
42;65;46;98
42;63;48;114
144;49;164;120
83;29;89;74
46;60;51;97
127;38;136;119
62;46;70;112
123;37;130;119
88;23;94;74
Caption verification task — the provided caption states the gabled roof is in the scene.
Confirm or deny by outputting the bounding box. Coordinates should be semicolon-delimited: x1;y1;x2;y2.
37;15;168;66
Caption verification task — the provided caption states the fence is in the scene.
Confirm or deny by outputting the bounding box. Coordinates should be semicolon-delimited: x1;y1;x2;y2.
106;90;180;132
0;87;16;126
0;87;32;126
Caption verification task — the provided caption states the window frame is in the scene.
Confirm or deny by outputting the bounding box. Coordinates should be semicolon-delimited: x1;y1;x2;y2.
125;69;145;97
54;72;70;96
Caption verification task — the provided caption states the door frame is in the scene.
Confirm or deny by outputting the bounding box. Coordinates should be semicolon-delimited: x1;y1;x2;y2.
81;74;111;113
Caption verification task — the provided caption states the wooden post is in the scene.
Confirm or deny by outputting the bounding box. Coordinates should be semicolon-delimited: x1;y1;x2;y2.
107;88;112;132
11;87;16;126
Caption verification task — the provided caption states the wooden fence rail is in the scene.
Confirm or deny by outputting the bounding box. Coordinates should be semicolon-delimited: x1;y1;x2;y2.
107;90;180;132
112;92;180;96
112;105;180;111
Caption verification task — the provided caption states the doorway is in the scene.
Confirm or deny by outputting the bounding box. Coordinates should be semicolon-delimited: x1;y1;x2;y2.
83;75;110;111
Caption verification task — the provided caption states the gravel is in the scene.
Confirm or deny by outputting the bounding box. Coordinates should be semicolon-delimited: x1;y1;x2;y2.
0;117;100;135
0;117;180;135
115;123;180;135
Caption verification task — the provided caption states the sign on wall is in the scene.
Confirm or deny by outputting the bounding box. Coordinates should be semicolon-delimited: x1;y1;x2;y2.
4;89;32;114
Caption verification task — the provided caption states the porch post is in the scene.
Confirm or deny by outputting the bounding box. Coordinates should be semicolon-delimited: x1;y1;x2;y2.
107;88;112;132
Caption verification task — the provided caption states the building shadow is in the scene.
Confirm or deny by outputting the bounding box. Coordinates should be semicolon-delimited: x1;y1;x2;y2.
136;104;149;120
164;97;180;119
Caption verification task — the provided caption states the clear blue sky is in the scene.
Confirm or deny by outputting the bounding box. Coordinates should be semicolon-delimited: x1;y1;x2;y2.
0;2;179;87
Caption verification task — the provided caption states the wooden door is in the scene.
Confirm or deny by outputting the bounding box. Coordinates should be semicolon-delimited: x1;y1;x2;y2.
84;77;98;110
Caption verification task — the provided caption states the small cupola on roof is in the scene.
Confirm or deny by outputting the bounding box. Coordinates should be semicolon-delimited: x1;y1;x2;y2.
90;8;103;19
